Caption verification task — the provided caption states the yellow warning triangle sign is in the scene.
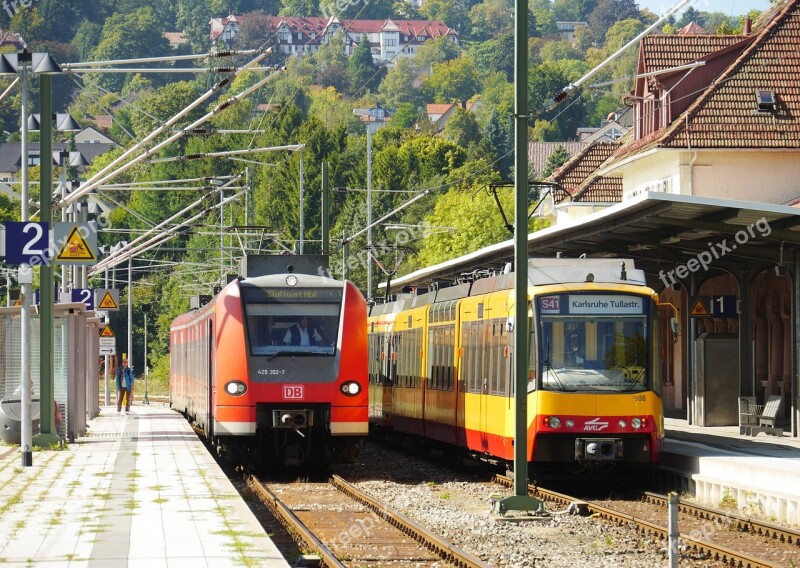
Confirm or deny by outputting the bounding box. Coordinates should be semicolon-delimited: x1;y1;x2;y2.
98;291;119;310
56;226;96;261
100;324;115;338
690;298;710;317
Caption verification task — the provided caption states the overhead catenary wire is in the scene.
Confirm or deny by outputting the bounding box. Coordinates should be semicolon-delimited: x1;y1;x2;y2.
147;144;304;164
61;48;273;207
63;49;261;68
90;175;242;274
65;67;281;205
540;0;698;114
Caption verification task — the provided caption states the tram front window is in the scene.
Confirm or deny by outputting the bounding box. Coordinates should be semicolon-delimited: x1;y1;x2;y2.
539;316;647;392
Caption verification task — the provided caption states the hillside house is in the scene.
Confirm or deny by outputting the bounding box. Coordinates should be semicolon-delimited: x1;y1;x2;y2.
210;15;458;66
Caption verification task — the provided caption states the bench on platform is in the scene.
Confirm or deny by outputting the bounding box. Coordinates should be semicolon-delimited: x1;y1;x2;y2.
738;395;783;437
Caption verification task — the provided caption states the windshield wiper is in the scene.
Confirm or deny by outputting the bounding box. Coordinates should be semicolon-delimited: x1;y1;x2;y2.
267;351;294;361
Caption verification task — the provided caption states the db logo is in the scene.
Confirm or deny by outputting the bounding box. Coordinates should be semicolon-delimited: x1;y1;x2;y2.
283;385;304;399
541;296;560;312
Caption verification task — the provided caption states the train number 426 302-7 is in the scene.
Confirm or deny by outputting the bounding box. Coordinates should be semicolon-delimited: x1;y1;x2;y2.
257;369;286;375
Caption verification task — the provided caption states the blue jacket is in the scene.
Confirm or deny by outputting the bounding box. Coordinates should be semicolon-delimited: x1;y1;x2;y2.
116;365;134;389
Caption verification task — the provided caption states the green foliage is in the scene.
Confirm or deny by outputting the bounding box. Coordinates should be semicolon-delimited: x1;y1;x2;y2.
349;35;383;95
421;57;480;103
87;7;171;92
414;182;549;267
413;36;461;70
541;145;570;179
465;33;514;82
442;107;482;149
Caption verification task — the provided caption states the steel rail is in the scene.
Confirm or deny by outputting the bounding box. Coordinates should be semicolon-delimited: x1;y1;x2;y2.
330;475;489;568
249;476;345;568
494;475;782;568
251;474;489;568
642;492;800;547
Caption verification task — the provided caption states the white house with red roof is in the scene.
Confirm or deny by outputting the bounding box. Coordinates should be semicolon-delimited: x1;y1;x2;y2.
210;14;458;66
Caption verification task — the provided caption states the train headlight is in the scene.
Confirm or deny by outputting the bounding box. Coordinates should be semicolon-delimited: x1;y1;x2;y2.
545;416;561;428
618;419;627;428
225;380;247;396
631;417;642;429
565;419;574;428
340;381;361;396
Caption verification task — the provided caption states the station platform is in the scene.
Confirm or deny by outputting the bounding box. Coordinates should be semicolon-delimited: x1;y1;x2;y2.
0;404;290;567
663;416;800;526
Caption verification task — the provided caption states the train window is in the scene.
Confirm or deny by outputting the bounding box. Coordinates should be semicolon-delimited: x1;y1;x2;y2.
539;315;648;392
241;286;342;357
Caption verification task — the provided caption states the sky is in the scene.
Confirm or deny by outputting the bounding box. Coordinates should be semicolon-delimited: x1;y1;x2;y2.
636;0;773;16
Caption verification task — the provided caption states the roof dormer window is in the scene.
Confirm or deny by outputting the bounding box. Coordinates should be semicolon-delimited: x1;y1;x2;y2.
755;89;777;112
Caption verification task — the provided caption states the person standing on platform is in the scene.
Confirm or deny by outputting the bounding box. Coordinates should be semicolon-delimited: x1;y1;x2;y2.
116;356;135;414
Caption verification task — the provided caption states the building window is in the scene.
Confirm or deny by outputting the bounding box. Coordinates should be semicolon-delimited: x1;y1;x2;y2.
755;89;777;112
386;39;396;46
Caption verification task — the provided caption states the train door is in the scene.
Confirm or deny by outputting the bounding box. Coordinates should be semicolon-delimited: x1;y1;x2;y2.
207;319;214;439
479;319;489;452
383;330;396;424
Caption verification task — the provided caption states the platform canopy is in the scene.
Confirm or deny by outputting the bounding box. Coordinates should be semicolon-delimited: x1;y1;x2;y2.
384;192;800;292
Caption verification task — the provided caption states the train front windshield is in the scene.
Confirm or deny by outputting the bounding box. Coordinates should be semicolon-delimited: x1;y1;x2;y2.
242;286;343;357
537;293;649;392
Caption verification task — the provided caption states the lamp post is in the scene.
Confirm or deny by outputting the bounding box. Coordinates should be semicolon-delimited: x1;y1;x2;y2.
140;303;150;405
0;50;69;460
353;105;386;300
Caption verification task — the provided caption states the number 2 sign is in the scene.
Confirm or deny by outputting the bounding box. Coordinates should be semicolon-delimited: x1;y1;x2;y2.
4;222;49;265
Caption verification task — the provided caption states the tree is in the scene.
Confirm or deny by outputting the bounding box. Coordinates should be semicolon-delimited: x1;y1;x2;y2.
677;7;703;28
528;62;587;140
349;34;382;95
442;107;481;149
541;145;570;179
88;7;171;92
413;36;461;71
419;0;471;33
468;0;513;41
71;19;102;61
465;32;514;81
234;11;270;50
391;103;420;129
378;59;423;109
586;0;640;44
129;81;203;140
484;110;512;178
421;57;480;103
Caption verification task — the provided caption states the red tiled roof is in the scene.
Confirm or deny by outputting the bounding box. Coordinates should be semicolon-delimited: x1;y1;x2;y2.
571;178;623;203
639;34;745;74
678;22;708;35
252;15;456;39
549;142;620;189
660;0;800;149
528;142;588;178
547;142;622;204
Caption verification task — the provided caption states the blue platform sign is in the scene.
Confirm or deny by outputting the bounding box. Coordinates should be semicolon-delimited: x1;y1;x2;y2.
71;288;94;310
4;221;49;265
690;295;738;318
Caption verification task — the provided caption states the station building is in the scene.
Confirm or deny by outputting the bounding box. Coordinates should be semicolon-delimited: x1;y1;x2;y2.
387;0;800;436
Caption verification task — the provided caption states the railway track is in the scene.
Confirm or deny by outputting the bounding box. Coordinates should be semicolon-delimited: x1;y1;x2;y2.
249;474;490;567
494;474;800;567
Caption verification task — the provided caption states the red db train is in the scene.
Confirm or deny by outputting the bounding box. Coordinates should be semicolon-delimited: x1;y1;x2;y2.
170;255;368;468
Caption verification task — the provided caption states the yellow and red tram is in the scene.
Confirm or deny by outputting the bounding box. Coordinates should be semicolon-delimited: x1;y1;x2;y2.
368;258;664;477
